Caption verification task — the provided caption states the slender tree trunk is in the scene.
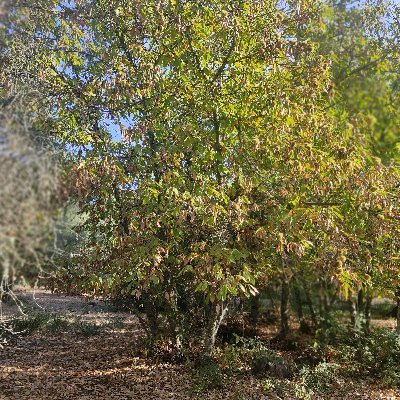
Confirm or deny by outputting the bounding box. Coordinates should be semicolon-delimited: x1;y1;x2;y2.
302;280;317;327
349;297;357;329
267;287;276;309
364;293;372;332
293;281;309;332
356;288;365;329
143;300;159;339
357;288;364;314
322;280;334;315
280;278;290;337
204;300;228;357
212;109;222;185
396;290;400;334
250;294;260;327
293;283;303;320
168;289;183;349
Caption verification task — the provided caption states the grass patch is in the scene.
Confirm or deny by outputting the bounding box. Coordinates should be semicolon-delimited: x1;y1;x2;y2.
72;320;100;337
2;313;104;341
10;313;70;335
106;317;125;330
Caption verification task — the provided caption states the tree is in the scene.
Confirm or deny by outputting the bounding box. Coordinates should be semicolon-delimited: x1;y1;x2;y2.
314;0;400;330
0;99;60;297
0;0;61;298
4;0;400;355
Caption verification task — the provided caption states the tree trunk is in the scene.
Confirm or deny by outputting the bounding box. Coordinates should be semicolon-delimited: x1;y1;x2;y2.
364;293;372;332
143;300;159;339
302;280;317;328
349;298;357;329
396;291;400;334
356;288;365;329
322;279;335;315
280;279;290;337
250;294;260;327
267;287;276;309
204;300;228;357
357;288;364;314
293;281;309;332
168;289;182;349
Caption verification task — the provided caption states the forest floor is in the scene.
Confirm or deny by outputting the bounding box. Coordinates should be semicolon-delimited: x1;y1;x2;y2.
0;288;399;400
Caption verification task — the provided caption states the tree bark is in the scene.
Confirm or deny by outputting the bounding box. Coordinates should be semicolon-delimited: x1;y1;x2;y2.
397;299;400;335
293;281;309;332
355;288;366;329
168;289;183;349
302;280;317;327
204;300;228;357
357;288;364;315
322;279;336;315
364;292;372;332
250;294;260;327
143;300;159;339
349;297;357;329
396;290;400;334
280;278;290;337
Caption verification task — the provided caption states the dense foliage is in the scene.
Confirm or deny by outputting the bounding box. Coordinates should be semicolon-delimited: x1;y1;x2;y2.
1;0;400;356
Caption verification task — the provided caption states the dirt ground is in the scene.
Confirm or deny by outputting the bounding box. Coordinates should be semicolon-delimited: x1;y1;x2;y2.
1;289;399;400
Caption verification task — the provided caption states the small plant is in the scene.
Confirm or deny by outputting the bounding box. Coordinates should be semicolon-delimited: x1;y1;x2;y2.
191;359;224;394
106;317;125;330
73;320;100;337
314;311;342;346
10;313;69;335
261;378;310;399
249;342;293;379
234;335;270;363
292;382;313;400
0;319;20;346
214;344;241;374
299;362;342;395
360;328;400;386
46;315;70;333
261;377;276;391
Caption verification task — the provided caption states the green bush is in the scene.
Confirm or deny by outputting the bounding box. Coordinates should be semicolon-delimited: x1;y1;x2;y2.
1;313;74;347
299;362;343;395
106;317;124;330
2;313;107;339
359;328;400;386
214;343;242;375
314;311;342;345
251;349;293;378
11;313;69;335
73;320;100;337
191;359;224;394
336;327;400;386
214;336;294;379
0;319;19;346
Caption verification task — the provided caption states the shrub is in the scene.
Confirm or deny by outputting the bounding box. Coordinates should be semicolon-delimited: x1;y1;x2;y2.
0;319;19;347
252;350;293;378
325;327;400;387
299;362;343;395
359;328;400;386
314;311;342;346
73;320;100;337
191;359;224;394
106;317;125;330
11;313;69;335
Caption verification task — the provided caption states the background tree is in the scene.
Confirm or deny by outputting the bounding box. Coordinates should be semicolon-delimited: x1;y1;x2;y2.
0;0;61;300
